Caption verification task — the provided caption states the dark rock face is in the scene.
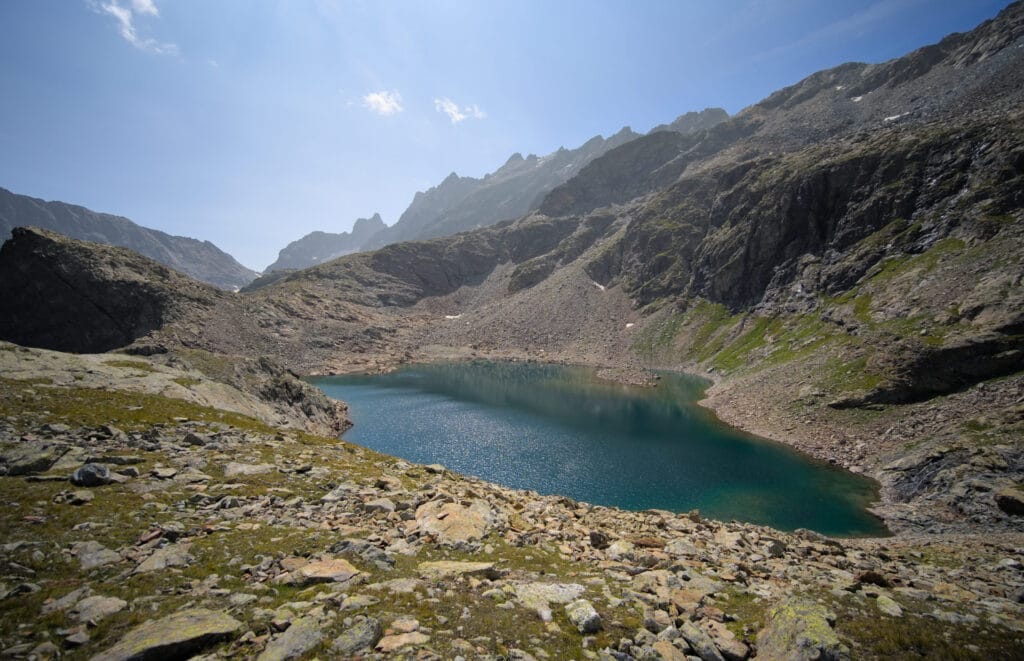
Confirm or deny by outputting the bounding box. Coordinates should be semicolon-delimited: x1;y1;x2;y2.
0;227;223;353
0;188;257;290
265;213;387;272
610;118;1024;311
71;463;113;487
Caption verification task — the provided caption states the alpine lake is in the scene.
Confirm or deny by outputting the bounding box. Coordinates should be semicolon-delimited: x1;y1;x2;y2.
310;361;887;537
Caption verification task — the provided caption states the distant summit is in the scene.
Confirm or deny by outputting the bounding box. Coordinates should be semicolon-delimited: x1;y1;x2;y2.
649;107;730;134
0;187;257;290
266;109;730;273
264;212;387;272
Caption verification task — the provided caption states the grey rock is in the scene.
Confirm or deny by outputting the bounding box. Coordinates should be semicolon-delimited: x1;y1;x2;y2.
41;586;91;614
73;595;127;624
134;543;193;574
71;463;113;487
331;617;383;656
566;599;602;633
876;595;903;617
75;541;121;570
330;538;395;570
680;622;725;661
3;441;67;475
68;490;95;505
89;608;241;661
363;497;396;514
257;616;322;661
183;432;210;446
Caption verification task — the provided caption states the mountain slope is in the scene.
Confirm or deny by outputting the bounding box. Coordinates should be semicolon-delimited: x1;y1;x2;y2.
0;187;258;289
264;212;386;272
360;126;642;251
372;110;729;249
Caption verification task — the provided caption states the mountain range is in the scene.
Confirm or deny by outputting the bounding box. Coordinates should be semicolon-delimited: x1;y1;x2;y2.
265;108;728;272
0;187;257;290
264;212;386;272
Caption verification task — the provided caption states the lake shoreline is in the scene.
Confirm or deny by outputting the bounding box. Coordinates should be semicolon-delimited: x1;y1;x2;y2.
310;361;889;538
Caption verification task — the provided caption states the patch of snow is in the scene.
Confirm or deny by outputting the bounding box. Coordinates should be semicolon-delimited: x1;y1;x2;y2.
883;112;909;122
625;323;635;329
591;281;606;292
851;96;863;102
444;314;462;320
835;85;845;91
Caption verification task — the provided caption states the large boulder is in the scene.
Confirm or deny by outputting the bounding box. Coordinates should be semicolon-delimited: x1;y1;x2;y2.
415;499;496;544
756;598;850;661
89;608;241;661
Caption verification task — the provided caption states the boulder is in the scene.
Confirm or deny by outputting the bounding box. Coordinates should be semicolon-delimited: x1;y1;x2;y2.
376;632;430;653
284;557;360;586
74;541;121;570
257;617;322;661
89;608;241;661
331;617;382;656
876;595;903;617
418;561;499;580
415;499;495;544
565;599;602;633
73;596;127;624
680;622;725;661
71;463;113;487
134;544;193;574
2;441;67;475
756;598;850;661
995;487;1024;515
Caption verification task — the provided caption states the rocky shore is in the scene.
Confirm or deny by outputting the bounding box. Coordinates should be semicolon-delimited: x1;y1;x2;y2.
1;345;1023;659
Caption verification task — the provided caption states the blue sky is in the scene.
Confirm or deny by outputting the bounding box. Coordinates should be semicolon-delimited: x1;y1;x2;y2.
0;0;1010;271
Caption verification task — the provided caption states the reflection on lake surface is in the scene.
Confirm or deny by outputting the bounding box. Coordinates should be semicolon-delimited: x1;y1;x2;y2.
310;361;887;536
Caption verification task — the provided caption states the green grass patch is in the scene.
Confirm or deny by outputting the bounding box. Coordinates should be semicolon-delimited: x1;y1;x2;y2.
711;316;779;372
0;378;267;433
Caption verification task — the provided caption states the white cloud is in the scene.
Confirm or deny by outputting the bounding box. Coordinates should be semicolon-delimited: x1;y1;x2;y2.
90;0;178;55
362;90;404;116
130;0;158;16
434;97;486;124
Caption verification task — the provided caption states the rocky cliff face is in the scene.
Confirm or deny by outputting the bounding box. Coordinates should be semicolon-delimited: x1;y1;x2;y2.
0;187;258;289
0;227;225;353
264;212;386;272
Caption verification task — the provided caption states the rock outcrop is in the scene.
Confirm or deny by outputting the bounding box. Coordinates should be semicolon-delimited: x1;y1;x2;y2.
0;227;224;353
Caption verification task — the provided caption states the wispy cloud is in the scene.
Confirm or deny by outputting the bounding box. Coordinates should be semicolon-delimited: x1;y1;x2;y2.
362;90;404;116
90;0;178;55
434;97;486;124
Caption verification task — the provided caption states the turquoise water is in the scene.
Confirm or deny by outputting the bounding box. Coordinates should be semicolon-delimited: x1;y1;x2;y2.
310;361;887;536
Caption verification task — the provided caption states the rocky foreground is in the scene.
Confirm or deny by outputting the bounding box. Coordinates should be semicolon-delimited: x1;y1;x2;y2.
1;344;1023;660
